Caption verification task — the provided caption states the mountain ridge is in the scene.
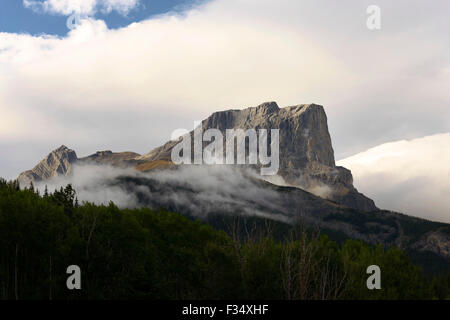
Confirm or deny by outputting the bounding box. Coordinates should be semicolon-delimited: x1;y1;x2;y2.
13;101;450;262
18;101;375;212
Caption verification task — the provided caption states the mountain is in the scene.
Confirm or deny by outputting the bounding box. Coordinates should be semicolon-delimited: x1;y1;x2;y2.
18;145;77;183
137;102;376;212
18;101;375;212
14;101;450;263
18;146;140;184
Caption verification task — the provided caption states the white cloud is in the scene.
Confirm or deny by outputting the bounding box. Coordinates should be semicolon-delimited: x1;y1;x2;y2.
338;133;450;223
3;0;448;147
35;164;292;223
0;3;352;142
23;0;140;16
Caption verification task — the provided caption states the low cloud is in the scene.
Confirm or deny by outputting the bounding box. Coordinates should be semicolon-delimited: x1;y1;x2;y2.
262;174;335;200
35;164;292;223
36;164;140;207
338;133;450;223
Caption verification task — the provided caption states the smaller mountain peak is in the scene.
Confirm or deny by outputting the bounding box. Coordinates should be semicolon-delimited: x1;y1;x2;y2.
18;145;78;185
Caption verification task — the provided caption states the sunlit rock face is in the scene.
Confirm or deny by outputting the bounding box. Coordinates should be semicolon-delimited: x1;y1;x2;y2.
18;146;139;185
139;101;377;212
18;145;78;185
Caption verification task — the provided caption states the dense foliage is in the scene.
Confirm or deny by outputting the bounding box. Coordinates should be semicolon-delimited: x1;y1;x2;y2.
0;178;449;300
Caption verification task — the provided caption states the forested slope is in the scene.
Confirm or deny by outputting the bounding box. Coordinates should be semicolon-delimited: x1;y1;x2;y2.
0;179;449;300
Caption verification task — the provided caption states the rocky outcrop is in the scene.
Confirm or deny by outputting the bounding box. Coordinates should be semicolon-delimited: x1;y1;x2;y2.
17;146;141;185
412;231;450;259
18;145;77;185
139;102;377;212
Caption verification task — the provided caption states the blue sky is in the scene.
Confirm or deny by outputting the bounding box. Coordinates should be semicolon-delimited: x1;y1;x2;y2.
0;0;204;36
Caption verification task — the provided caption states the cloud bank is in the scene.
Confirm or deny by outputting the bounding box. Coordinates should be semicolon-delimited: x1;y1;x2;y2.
36;164;292;223
338;133;450;223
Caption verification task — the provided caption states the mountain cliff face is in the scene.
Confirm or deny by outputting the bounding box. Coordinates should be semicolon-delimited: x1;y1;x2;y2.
138;102;376;212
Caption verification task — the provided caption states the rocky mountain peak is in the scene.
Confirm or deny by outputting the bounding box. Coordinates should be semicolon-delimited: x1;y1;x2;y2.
17;147;141;185
137;102;376;212
18;145;78;184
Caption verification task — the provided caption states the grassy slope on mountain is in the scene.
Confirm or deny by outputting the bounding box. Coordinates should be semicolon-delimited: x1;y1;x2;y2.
135;160;174;172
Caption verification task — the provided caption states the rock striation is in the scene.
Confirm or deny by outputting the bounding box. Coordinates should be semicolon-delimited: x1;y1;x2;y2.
18;146;140;185
18;145;77;185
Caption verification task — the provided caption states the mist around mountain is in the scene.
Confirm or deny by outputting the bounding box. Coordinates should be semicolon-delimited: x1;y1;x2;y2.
4;101;450;299
20;162;450;270
18;102;376;212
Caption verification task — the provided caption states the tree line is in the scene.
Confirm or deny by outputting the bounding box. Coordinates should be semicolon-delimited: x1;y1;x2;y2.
0;178;449;299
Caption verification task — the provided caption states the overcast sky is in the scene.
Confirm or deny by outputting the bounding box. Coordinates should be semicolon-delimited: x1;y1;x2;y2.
0;0;449;221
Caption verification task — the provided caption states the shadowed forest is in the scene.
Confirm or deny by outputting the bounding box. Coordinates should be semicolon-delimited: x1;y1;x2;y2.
0;178;449;300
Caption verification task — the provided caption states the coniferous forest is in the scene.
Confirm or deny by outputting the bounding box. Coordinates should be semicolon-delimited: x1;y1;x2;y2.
0;178;449;300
